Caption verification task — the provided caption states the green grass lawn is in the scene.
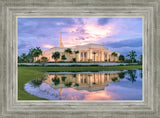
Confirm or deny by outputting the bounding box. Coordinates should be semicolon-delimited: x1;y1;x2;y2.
18;68;47;100
18;65;142;100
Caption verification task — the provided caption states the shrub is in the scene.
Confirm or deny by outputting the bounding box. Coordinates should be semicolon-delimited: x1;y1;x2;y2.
73;74;77;78
118;72;125;79
93;82;96;85
52;77;60;85
30;77;46;87
112;77;118;82
65;82;72;87
30;79;42;87
72;58;76;62
61;76;67;82
88;59;92;62
74;83;79;87
61;55;67;61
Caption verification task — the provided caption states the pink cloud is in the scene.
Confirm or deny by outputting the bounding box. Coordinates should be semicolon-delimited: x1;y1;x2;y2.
61;18;118;47
42;44;54;48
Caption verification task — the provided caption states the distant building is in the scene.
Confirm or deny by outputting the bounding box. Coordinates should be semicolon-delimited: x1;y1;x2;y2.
37;33;120;62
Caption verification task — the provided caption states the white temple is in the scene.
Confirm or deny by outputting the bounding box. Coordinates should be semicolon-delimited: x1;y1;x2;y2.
37;33;120;62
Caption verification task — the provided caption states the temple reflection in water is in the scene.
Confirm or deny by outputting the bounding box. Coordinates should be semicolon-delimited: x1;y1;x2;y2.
43;72;120;96
25;70;142;100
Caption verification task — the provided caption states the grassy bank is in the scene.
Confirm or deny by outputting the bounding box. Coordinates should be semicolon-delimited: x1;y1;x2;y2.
19;65;142;72
18;68;46;100
18;65;142;100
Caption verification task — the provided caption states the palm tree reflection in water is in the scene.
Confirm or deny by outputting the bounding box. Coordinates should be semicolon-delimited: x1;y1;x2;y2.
126;70;137;83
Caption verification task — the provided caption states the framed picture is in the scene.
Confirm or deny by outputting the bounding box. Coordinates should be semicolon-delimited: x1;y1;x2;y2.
18;17;143;101
0;0;159;118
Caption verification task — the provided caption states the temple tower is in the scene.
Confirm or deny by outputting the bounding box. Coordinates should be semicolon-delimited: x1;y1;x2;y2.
59;32;64;47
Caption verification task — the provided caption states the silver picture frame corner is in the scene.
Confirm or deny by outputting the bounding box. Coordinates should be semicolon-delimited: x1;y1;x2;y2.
0;0;160;118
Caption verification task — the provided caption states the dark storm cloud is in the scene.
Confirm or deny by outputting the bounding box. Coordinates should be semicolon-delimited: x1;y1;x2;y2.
98;18;142;26
18;18;75;35
98;18;113;25
104;38;142;48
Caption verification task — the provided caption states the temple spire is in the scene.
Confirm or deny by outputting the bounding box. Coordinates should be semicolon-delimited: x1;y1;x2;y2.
60;88;63;100
59;32;64;47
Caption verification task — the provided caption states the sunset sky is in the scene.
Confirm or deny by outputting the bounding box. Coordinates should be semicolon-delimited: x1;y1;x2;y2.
18;17;142;59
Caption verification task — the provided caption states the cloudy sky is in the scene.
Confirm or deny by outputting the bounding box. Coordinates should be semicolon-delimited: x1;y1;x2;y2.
18;17;142;59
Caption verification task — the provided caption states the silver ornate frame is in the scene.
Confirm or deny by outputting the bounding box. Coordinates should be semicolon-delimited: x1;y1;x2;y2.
0;0;159;118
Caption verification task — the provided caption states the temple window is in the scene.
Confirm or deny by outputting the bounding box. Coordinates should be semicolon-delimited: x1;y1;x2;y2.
84;52;86;57
81;79;83;83
81;52;83;57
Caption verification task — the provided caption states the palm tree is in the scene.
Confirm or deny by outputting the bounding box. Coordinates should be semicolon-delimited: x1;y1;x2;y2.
18;56;23;63
52;51;60;62
26;51;34;63
127;50;137;63
34;47;42;61
127;70;137;83
111;52;117;62
28;48;35;62
119;55;125;62
21;53;27;62
65;48;72;54
93;52;96;63
65;48;72;61
41;57;48;66
29;47;42;62
74;50;79;54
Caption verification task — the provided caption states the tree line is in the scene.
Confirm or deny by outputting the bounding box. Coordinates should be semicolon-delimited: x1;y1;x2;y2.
119;50;142;64
18;47;142;65
18;47;42;63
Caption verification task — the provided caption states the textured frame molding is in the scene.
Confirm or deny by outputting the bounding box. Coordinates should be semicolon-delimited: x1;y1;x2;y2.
0;0;159;118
